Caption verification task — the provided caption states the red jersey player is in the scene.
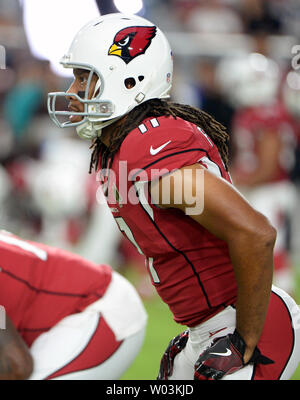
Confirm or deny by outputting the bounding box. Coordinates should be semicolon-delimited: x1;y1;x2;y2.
48;14;300;380
281;70;300;180
231;103;298;293
217;53;298;294
0;230;147;380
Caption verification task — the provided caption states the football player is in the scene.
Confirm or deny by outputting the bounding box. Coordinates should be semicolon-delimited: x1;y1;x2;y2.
47;13;300;380
0;230;147;380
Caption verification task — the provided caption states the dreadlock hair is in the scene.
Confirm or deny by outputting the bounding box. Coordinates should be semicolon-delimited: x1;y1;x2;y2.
89;99;230;173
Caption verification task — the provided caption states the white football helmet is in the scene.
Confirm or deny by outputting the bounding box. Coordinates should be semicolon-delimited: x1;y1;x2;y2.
48;13;173;140
282;70;300;119
216;53;280;109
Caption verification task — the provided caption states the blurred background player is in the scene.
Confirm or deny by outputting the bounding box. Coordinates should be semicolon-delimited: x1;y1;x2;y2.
216;53;299;295
282;70;300;186
0;230;147;380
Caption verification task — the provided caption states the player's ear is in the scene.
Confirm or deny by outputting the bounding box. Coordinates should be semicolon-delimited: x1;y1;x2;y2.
125;78;136;89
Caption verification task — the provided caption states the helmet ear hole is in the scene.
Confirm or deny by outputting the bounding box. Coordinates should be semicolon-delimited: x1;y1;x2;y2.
125;77;136;89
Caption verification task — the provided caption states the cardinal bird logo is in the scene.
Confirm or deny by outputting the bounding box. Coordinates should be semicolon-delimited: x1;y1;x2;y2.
108;26;157;64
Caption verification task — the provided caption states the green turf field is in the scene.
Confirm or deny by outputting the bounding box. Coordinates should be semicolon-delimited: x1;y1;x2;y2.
120;265;300;380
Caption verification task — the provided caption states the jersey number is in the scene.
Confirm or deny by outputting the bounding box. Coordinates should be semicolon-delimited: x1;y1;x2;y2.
115;217;160;283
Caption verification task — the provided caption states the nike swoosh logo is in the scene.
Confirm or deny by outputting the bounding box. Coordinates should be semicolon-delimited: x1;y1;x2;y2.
150;140;171;155
210;348;232;357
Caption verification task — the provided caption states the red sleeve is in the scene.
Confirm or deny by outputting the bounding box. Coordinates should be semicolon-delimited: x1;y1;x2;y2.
121;116;214;182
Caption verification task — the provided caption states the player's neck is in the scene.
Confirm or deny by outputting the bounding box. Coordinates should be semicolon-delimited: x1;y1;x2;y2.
100;115;127;147
100;127;112;147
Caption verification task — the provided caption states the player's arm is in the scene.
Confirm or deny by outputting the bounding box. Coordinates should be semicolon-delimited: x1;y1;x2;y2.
232;129;281;186
150;163;275;364
0;315;33;380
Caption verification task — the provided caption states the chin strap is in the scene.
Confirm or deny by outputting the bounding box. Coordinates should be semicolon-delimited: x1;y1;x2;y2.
75;116;122;140
76;120;101;140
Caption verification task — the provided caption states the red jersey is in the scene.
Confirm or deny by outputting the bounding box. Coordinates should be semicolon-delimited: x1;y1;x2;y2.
232;102;298;182
0;231;112;346
101;116;237;327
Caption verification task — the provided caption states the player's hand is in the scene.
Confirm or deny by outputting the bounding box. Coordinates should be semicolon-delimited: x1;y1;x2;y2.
194;329;274;380
157;330;189;380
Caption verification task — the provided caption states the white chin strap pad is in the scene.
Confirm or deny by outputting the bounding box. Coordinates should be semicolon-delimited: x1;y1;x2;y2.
76;116;123;141
76;121;101;140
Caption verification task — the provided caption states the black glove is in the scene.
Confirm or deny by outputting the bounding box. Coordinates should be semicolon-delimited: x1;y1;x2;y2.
194;329;274;380
157;330;189;380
